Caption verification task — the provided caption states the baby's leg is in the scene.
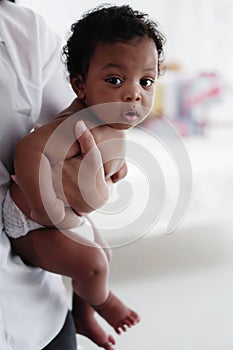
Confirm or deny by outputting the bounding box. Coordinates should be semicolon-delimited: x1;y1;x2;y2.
11;227;140;334
11;227;109;305
72;218;140;334
70;217;115;348
84;215;112;263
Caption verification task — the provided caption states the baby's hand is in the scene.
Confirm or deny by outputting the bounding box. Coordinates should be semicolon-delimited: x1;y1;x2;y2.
111;162;128;183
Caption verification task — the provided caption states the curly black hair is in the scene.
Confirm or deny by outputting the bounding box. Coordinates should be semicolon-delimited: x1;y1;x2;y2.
62;4;166;79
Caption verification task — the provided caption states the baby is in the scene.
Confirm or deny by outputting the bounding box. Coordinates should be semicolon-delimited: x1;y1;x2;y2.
3;5;165;350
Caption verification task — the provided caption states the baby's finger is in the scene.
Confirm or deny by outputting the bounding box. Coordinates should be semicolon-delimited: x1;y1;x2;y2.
111;162;128;183
34;124;41;130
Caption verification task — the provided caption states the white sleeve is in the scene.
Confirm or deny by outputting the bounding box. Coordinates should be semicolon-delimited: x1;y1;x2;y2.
36;15;75;124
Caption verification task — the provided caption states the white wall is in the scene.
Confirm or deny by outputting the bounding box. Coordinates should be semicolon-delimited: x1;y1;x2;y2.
17;0;233;76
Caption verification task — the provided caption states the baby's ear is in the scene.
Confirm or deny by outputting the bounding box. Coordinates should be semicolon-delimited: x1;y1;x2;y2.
70;75;86;99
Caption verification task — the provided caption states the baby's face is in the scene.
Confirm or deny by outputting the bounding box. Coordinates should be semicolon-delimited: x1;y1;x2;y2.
78;37;158;129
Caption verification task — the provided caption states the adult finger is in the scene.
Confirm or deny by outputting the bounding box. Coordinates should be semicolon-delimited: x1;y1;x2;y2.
74;120;109;207
75;120;101;161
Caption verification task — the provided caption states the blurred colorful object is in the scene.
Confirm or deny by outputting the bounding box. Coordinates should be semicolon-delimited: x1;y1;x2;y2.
144;68;224;136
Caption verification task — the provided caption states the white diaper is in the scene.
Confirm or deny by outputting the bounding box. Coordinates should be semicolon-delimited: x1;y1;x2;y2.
2;190;43;238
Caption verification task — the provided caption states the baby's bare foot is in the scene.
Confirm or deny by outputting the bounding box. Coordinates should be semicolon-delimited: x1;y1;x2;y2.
76;316;115;349
93;291;140;334
73;298;115;350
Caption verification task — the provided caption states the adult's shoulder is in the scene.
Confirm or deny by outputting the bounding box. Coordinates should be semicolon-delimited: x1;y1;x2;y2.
1;1;52;32
0;1;61;53
0;0;62;81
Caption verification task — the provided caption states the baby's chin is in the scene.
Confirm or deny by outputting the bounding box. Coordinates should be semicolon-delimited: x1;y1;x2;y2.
108;122;134;130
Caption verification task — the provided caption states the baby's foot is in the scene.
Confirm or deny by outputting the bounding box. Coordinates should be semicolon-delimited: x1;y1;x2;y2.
73;300;115;349
93;291;140;334
76;316;115;349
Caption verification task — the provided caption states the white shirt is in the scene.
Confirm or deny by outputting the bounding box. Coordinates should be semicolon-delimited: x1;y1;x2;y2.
0;1;74;349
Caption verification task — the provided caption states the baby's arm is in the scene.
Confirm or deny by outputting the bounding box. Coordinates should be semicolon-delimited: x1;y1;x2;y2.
14;117;81;226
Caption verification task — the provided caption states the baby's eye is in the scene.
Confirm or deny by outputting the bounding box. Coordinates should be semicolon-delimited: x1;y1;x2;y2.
106;77;122;85
140;78;154;87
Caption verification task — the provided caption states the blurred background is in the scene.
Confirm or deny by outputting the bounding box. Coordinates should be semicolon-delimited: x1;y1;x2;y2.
17;0;233;73
16;1;233;349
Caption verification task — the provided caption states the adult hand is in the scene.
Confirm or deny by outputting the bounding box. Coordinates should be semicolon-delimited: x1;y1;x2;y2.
52;120;109;214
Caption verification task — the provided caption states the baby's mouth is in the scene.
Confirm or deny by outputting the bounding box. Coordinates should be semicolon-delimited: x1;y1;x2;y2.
121;110;138;123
